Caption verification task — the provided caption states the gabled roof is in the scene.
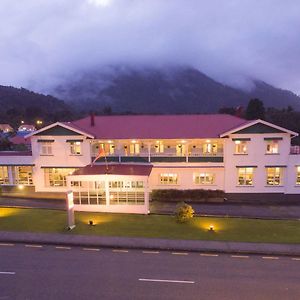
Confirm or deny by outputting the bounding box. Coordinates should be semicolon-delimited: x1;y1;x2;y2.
220;119;298;137
73;163;152;176
25;122;94;139
69;114;248;139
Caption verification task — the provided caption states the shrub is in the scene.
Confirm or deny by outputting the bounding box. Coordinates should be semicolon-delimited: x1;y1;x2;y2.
175;202;195;223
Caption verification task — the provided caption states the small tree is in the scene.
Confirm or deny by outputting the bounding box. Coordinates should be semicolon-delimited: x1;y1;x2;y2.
175;202;195;223
245;98;265;120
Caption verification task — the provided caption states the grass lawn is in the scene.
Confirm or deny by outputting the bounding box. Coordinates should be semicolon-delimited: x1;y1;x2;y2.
1;207;300;244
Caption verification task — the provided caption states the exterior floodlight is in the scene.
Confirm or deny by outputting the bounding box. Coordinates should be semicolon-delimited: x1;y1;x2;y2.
209;225;215;232
89;220;95;226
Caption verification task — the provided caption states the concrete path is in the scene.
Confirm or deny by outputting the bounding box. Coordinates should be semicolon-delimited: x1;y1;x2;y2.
1;231;300;256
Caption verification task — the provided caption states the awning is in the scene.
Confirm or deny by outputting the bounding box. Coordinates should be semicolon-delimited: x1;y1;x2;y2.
73;163;153;176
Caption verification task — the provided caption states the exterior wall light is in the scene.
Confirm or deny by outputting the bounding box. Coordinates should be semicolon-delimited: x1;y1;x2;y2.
89;220;95;226
18;184;24;190
209;225;215;232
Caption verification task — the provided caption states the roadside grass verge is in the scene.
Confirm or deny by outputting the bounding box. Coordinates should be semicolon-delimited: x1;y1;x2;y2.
1;207;300;244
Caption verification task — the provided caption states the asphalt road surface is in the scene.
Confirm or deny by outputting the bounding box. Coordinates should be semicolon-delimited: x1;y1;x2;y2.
1;243;300;300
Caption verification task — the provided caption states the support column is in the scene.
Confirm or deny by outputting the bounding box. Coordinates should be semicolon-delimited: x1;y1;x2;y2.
147;143;152;163
105;175;110;206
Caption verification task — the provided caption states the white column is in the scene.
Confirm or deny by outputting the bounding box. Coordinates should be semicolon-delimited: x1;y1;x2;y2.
105;175;110;206
147;143;152;163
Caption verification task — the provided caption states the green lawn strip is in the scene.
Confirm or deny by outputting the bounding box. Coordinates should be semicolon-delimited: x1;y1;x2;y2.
1;207;300;244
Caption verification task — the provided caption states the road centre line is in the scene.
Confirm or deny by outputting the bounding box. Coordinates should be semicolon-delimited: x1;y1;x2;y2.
200;253;219;257
0;243;14;247
25;244;42;248
231;255;249;259
142;251;160;254
83;248;100;251
112;249;129;253
55;246;71;250
0;271;15;275
139;278;194;284
172;252;188;255
262;256;279;260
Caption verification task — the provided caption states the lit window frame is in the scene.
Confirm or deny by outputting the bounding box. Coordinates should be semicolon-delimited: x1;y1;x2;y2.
296;166;300;185
234;140;248;154
237;167;254;186
266;140;279;154
70;141;82;155
193;172;215;185
159;173;178;185
266;167;282;186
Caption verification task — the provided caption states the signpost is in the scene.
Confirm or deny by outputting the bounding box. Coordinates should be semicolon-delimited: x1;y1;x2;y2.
66;190;76;230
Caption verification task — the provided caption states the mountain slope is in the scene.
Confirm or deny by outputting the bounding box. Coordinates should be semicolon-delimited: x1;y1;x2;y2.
52;67;300;114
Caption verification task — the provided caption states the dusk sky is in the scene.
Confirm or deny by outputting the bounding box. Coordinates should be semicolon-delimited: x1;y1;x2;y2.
1;0;300;94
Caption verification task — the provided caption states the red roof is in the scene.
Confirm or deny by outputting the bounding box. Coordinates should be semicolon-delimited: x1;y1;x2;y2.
9;135;31;145
69;114;248;139
73;163;152;176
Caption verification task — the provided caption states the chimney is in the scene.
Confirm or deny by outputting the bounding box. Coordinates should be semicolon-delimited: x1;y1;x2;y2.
90;112;95;127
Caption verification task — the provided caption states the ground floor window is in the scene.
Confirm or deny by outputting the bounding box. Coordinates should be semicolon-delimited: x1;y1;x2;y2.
193;172;215;185
13;166;33;185
160;173;178;185
266;167;282;186
237;167;254;186
0;166;9;184
44;168;77;187
72;181;106;205
296;166;300;185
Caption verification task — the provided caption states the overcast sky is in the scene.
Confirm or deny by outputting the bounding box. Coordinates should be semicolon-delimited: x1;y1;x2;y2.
1;0;300;94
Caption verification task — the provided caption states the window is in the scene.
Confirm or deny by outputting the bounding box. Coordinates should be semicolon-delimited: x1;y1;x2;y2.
0;166;9;184
44;168;76;187
155;141;164;153
194;173;215;185
203;142;218;155
266;140;279;154
297;167;300;185
131;181;144;188
160;173;178;185
13;166;33;185
266;167;282;186
40;142;52;155
237;168;254;186
109;181;124;188
176;144;186;156
235;140;247;154
70;142;82;155
129;143;140;155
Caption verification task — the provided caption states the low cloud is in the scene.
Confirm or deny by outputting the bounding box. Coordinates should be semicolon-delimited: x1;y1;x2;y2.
1;0;300;93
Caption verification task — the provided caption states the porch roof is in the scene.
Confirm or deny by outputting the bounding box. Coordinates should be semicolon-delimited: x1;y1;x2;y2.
73;163;153;176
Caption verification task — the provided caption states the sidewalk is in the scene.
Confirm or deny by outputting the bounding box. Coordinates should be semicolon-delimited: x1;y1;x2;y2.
1;231;300;256
1;197;300;220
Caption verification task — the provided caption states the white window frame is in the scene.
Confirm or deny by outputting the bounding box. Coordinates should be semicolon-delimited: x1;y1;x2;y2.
234;140;247;154
297;166;300;186
160;173;178;185
266;167;282;186
70;141;82;155
266;140;279;154
193;172;215;185
40;142;52;156
237;167;254;186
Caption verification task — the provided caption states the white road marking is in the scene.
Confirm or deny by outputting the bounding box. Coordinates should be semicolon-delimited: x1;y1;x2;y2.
231;255;249;259
200;253;219;257
55;246;71;250
139;278;194;284
0;243;14;247
112;249;129;253
83;248;100;251
25;244;42;248
172;252;188;255
291;258;300;261
142;251;160;254
262;256;279;260
0;271;15;275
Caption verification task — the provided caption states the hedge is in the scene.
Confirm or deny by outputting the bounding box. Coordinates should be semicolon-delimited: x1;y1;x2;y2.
151;189;225;202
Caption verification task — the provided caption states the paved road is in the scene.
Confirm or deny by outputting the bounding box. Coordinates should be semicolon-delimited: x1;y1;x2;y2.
1;243;300;299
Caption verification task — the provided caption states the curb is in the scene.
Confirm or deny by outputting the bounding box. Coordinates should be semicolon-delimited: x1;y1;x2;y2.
1;231;300;257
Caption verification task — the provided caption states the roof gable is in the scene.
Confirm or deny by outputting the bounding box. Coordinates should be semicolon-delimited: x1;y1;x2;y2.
234;123;285;134
35;125;82;136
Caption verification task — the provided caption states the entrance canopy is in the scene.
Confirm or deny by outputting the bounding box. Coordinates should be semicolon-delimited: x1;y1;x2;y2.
73;163;153;176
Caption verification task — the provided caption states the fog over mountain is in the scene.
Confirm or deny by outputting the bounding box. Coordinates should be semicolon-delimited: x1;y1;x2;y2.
1;0;300;98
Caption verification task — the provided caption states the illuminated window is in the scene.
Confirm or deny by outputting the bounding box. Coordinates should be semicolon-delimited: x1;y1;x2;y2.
160;173;178;185
176;144;186;156
237;168;254;186
266;140;279;154
70;142;82;155
109;181;124;188
235;140;247;154
129;143;140;155
13;166;33;185
155;141;164;153
40;142;52;155
296;167;300;185
194;173;215;185
0;166;9;184
266;167;282;186
44;168;76;187
131;181;144;188
203;143;218;155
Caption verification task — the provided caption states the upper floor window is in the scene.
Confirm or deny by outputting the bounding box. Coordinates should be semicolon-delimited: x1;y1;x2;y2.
266;140;279;154
237;167;254;186
266;167;282;186
203;142;218;155
296;166;300;185
160;173;178;185
234;140;247;154
155;141;164;153
193;172;215;185
0;166;9;184
40;142;52;155
129;142;140;155
70;141;82;155
176;144;186;156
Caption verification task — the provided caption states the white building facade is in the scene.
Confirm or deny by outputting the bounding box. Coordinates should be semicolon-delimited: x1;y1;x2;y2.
0;114;299;213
